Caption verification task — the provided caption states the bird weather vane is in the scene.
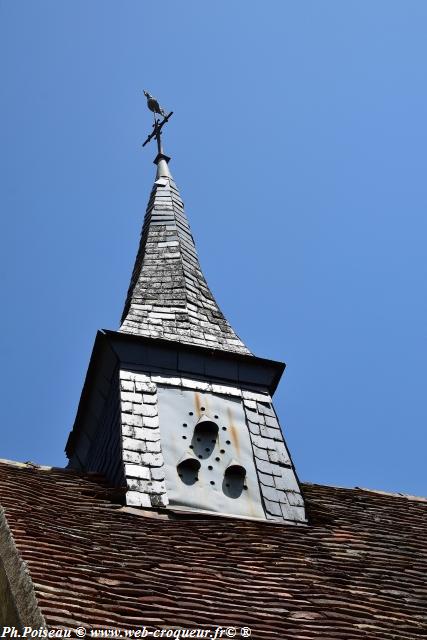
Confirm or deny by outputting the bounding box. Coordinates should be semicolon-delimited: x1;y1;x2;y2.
142;90;173;155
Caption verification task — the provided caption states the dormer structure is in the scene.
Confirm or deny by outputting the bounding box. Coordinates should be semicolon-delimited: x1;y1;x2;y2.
66;102;306;524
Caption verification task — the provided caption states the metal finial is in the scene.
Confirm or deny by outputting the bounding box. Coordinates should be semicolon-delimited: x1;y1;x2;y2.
142;90;173;157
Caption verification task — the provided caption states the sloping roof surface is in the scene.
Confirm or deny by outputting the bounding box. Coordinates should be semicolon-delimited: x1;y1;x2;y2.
0;460;426;638
120;161;250;355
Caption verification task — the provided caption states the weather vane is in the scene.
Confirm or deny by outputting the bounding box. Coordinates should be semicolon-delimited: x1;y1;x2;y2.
142;90;173;156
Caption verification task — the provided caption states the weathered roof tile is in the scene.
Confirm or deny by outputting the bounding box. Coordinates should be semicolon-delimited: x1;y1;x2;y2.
1;460;426;636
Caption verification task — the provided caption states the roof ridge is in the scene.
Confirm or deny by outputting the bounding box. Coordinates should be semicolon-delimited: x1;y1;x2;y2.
0;458;54;471
302;481;427;503
0;458;106;481
355;486;427;503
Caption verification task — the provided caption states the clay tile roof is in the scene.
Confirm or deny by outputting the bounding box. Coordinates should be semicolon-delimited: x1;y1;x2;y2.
1;459;426;638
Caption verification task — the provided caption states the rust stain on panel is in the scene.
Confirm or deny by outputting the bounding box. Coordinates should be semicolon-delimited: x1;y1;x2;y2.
194;392;202;417
194;392;210;418
247;493;257;518
227;407;240;455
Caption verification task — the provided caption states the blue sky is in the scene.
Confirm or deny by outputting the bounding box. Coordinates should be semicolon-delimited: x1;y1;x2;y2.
1;1;426;496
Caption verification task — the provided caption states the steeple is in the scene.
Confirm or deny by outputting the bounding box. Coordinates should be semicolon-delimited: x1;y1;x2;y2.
66;94;306;525
120;123;250;355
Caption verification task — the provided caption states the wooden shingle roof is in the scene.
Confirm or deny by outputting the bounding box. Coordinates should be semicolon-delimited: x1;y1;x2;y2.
1;459;426;638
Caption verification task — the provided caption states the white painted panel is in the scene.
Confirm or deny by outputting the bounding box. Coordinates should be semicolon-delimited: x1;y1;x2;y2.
157;386;266;519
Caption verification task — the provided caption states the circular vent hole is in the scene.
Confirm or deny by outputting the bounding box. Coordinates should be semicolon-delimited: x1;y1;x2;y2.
208;465;213;470
215;457;220;462
210;481;215;486
222;427;227;431
226;440;231;445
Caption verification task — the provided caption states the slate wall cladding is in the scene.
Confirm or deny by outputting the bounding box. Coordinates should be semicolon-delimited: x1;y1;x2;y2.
242;394;305;522
83;371;125;490
120;369;306;523
120;370;168;509
119;171;251;355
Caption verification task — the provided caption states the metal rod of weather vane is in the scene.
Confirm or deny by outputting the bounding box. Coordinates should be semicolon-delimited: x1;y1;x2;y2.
142;128;156;148
142;111;174;148
156;128;163;155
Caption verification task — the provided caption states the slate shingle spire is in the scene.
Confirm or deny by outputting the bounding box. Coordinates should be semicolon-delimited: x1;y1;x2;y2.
119;152;251;355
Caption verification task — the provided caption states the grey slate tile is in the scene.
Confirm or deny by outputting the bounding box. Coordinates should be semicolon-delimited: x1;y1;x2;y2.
119;169;251;355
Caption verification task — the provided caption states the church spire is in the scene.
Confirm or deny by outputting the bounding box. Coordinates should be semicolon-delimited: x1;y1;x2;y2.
120;93;250;355
66;93;306;524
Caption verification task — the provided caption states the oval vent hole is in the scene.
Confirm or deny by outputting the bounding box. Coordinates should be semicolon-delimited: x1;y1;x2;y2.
177;457;201;486
223;463;246;499
191;416;219;460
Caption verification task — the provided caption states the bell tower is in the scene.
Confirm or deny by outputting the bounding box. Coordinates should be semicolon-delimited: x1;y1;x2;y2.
66;94;306;524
